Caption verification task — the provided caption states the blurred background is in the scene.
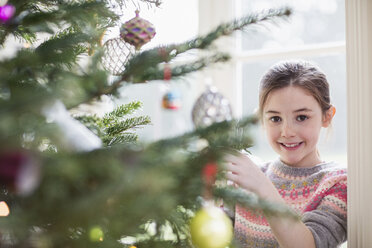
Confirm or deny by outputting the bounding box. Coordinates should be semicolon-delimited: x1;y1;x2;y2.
106;0;346;166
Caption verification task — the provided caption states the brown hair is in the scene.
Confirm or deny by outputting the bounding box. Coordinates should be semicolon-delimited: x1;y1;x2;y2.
258;60;332;120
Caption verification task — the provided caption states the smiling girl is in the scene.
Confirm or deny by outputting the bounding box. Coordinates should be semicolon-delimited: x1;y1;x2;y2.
225;61;347;248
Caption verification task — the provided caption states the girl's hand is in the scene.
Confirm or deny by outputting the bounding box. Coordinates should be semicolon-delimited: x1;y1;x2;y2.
224;152;278;201
224;152;316;248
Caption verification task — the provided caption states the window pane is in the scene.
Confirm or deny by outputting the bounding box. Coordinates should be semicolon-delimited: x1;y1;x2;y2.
242;54;347;165
240;0;345;51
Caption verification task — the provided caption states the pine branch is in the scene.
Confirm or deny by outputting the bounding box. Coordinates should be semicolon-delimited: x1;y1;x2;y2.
139;0;162;6
74;115;103;136
35;26;89;66
116;0;162;8
123;53;230;83
94;7;291;96
0;1;117;45
106;116;151;136
104;101;143;121
74;102;151;147
147;116;257;158
131;7;291;66
214;187;300;220
104;132;138;146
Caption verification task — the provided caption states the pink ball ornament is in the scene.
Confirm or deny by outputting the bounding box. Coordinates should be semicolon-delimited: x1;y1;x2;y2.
0;4;15;23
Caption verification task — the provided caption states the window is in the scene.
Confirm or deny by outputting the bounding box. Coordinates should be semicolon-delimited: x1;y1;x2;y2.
199;0;347;166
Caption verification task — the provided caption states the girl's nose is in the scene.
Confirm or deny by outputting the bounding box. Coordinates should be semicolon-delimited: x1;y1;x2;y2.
281;121;296;137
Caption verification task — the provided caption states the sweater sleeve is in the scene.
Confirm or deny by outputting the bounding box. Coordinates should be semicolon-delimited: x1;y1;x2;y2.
302;178;347;248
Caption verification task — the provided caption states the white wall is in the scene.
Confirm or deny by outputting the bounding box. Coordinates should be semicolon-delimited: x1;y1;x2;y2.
112;0;200;142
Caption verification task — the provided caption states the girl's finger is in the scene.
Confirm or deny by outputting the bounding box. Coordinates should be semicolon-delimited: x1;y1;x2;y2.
225;152;253;166
223;153;241;163
225;172;239;185
224;162;240;174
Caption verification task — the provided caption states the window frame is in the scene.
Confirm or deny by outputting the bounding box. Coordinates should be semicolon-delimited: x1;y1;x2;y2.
346;0;372;246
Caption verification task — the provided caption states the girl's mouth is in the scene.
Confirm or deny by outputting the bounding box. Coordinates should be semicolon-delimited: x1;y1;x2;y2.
280;142;303;150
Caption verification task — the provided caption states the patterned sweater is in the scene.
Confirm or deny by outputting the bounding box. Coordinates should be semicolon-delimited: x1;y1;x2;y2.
234;159;347;248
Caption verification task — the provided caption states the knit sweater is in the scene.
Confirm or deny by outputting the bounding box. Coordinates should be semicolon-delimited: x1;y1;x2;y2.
234;159;347;248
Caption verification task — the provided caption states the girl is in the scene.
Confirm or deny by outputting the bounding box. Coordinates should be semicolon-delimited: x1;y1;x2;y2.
225;61;347;248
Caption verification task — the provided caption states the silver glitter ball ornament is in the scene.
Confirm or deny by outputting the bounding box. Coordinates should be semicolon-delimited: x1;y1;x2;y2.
192;87;233;128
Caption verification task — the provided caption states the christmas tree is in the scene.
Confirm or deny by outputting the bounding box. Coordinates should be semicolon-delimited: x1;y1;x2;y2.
0;1;293;247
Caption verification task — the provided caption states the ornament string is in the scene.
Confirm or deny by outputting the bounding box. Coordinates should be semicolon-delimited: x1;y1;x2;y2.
159;48;182;110
159;47;171;81
163;64;171;81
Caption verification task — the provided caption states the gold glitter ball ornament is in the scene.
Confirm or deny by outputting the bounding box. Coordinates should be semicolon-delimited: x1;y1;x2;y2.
101;38;135;75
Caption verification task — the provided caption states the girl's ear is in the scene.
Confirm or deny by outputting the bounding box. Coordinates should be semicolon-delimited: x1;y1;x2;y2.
322;106;336;127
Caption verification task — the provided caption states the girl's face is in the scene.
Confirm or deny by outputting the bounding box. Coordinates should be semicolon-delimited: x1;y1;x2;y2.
262;86;334;167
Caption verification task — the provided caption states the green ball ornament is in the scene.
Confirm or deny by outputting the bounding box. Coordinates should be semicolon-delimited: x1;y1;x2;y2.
190;206;233;248
89;226;104;242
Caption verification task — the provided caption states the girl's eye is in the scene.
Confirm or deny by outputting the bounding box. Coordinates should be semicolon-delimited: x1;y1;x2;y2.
296;115;308;122
269;116;281;122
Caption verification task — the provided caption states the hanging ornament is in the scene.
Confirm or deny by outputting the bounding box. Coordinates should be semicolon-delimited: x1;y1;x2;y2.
189;205;233;248
102;37;135;75
0;201;10;217
162;90;181;110
89;225;104;242
202;162;218;200
0;150;41;196
191;161;231;248
202;163;218;185
192;86;233;128
0;3;15;23
120;10;156;50
162;63;181;110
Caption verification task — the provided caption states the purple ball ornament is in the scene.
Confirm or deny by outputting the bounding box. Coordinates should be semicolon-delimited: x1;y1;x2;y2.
120;10;156;50
0;4;15;23
0;149;41;196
